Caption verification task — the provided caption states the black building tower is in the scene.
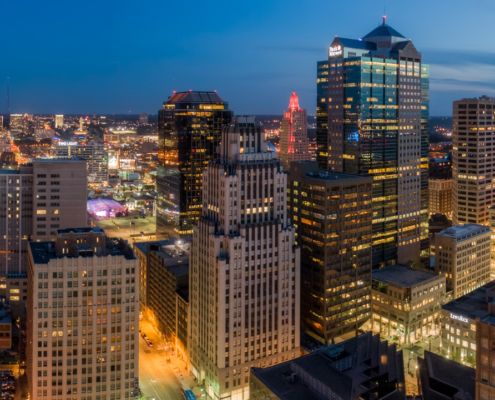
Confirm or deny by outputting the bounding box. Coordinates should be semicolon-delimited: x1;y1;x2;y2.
156;91;232;239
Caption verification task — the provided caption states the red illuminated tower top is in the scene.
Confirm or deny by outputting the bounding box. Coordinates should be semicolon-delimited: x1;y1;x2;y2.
288;91;300;112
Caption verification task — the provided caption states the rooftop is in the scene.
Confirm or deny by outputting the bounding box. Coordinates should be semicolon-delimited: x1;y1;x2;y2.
437;224;490;240
419;351;475;400
165;91;225;105
363;17;406;40
372;264;439;288
442;280;495;321
29;234;136;265
251;332;405;400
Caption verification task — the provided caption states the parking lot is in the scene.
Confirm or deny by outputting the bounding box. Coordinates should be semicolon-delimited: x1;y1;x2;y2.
91;215;157;242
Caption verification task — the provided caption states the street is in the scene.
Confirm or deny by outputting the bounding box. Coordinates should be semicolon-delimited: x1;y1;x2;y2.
401;335;442;395
138;323;183;400
139;320;210;400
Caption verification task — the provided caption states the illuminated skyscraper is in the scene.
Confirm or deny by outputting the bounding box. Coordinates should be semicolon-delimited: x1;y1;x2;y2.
453;96;495;226
9;114;23;135
189;116;300;400
156;91;232;239
317;17;430;268
139;113;148;124
54;114;64;129
278;92;310;170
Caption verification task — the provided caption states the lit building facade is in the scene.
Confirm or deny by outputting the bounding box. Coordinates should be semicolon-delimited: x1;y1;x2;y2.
439;281;495;365
371;264;446;345
434;224;491;299
26;227;140;400
0;159;87;276
56;142;108;184
157;91;232;239
429;178;453;219
54;115;64;129
9;114;23;135
189;116;300;400
139;113;148;125
278;92;310;170
288;161;372;344
316;17;430;269
453;96;495;226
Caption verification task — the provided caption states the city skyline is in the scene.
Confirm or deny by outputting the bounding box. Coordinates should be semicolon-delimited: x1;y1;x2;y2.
2;0;495;116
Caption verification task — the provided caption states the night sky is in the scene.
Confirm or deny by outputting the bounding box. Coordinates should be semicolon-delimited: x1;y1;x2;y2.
2;0;494;116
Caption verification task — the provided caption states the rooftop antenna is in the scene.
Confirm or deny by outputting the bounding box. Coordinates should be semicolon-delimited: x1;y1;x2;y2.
5;77;10;115
383;7;387;26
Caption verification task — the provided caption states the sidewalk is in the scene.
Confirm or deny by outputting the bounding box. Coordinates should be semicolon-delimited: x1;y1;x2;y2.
140;319;210;399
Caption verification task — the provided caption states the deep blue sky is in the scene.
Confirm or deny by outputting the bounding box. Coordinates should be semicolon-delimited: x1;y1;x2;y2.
2;0;494;116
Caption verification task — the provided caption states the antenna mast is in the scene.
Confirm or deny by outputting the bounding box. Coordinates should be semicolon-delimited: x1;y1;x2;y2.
6;78;10;115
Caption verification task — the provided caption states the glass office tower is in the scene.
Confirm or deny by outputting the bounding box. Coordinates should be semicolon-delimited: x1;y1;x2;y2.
156;91;232;239
317;17;429;268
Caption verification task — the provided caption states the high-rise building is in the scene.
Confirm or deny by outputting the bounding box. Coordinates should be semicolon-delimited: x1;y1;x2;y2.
156;91;232;239
278;92;310;170
453;96;495;226
139;113;148;125
9;114;23;135
476;308;495;400
434;224;491;299
54;114;64;129
99;116;107;126
288;161;372;344
26;227;139;400
56;142;108;183
429;178;453;219
189;116;300;400
0;159;87;276
79;117;84;130
316;17;430;268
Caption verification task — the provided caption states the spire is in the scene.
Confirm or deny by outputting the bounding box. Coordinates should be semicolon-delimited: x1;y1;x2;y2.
288;92;299;112
382;15;386;26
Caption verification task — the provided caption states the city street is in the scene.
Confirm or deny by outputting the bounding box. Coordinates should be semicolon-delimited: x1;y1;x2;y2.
401;335;442;395
138;324;183;400
139;320;209;400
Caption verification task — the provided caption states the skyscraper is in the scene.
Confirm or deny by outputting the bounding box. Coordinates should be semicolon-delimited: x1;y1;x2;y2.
316;17;429;268
288;161;372;344
156;91;232;239
54;114;64;129
278;92;310;170
26;227;139;400
452;96;495;225
189;116;300;400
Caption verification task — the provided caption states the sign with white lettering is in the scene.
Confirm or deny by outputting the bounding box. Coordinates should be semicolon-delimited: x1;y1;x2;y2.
329;45;342;57
58;141;77;146
450;313;468;323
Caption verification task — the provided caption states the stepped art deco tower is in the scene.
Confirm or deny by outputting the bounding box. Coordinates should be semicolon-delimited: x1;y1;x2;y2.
279;92;310;170
189;116;301;400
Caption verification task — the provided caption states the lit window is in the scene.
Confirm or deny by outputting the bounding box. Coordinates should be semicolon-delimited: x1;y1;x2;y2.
37;210;46;215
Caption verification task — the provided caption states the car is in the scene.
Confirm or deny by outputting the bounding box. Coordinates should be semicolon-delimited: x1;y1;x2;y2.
147;341;153;347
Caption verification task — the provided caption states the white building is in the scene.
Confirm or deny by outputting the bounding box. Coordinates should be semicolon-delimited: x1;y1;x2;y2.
189;116;301;400
26;227;139;400
434;224;491;299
